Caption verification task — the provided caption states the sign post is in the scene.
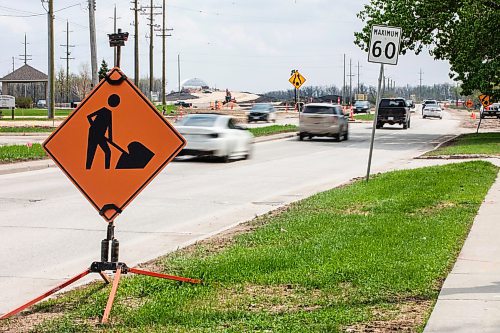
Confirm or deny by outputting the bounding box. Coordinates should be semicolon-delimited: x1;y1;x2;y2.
0;33;200;324
289;70;306;112
366;25;402;181
477;94;493;133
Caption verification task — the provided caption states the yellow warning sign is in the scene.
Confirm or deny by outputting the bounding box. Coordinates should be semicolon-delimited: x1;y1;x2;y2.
289;71;306;89
479;94;492;108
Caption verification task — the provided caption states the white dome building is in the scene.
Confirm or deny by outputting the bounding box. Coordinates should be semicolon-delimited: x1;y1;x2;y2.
181;78;209;91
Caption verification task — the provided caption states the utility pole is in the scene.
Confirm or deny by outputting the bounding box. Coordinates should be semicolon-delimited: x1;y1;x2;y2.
88;0;98;87
342;54;345;105
130;0;140;85
155;0;173;110
177;53;181;96
12;57;14;72
347;58;355;105
357;61;361;96
141;0;162;99
419;68;424;102
20;34;32;65
47;0;55;119
60;20;75;103
110;4;121;66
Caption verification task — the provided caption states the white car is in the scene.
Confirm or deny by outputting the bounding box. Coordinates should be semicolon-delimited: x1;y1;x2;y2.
175;114;254;162
422;103;442;119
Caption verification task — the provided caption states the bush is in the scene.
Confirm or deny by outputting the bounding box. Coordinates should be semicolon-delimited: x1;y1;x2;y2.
16;97;33;109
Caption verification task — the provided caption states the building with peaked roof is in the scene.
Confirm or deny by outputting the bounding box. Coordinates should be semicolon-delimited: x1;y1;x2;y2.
0;64;48;104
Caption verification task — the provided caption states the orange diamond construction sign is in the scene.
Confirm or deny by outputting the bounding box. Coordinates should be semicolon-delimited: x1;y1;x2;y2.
43;68;186;222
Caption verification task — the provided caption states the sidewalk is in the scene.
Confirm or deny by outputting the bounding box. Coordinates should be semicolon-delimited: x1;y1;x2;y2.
424;171;500;332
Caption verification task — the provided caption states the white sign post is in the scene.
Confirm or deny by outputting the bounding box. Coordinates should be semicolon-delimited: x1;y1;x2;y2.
366;25;402;181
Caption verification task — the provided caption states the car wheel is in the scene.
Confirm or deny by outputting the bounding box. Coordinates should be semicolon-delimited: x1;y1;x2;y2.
308;135;313;140
220;155;230;163
403;122;408;129
376;122;382;129
243;146;252;160
408;120;411;128
343;130;349;141
334;133;341;142
299;133;305;141
423;115;426;119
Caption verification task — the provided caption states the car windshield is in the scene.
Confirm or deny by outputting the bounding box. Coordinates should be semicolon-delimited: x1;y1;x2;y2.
179;115;217;127
251;104;272;112
354;101;368;107
379;99;406;107
303;106;334;114
424;100;437;105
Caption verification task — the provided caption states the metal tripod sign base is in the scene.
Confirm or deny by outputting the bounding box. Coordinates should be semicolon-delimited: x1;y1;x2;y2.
0;223;201;323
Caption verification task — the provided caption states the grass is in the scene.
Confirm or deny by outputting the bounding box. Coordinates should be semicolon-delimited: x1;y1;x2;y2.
0;108;73;117
0;143;46;163
354;113;374;121
248;124;298;137
155;105;177;114
0;126;55;133
0;117;65;122
426;133;500;156
4;161;497;332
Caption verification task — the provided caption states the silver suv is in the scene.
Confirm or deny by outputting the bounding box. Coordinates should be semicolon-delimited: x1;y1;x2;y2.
299;103;349;141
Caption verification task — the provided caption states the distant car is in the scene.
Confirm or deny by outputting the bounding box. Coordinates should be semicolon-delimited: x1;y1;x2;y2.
175;114;253;162
422;102;443;119
247;103;277;123
174;101;192;108
422;100;438;114
37;99;47;108
299;103;349;141
481;103;500;119
353;100;370;113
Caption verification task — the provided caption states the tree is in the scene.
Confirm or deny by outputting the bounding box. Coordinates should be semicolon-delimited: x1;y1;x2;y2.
74;64;91;100
98;59;109;82
354;0;500;100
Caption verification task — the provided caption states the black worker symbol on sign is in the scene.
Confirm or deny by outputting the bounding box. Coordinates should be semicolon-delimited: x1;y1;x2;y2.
86;94;155;170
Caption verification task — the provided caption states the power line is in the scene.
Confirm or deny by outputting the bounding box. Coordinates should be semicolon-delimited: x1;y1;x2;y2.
60;20;75;102
141;0;162;98
19;33;32;64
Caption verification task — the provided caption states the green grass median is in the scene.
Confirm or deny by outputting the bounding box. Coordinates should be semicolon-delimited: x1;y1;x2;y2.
6;161;497;332
426;132;500;156
248;124;298;137
0;108;73;117
0;143;46;163
354;113;374;121
0;126;54;133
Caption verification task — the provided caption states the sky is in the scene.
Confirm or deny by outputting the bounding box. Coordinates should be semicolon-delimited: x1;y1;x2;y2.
0;0;455;94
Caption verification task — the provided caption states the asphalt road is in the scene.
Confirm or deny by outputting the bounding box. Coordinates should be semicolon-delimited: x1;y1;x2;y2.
0;111;463;314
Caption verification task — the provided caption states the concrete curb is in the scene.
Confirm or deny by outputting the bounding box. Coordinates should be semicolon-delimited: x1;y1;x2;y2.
0;159;55;175
416;133;500;160
254;132;298;143
414;134;461;159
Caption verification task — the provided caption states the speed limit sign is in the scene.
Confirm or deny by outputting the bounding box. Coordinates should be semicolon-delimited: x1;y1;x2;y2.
368;25;402;65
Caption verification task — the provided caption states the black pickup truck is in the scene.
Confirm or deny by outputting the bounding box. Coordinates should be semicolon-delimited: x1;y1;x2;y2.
376;98;411;129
